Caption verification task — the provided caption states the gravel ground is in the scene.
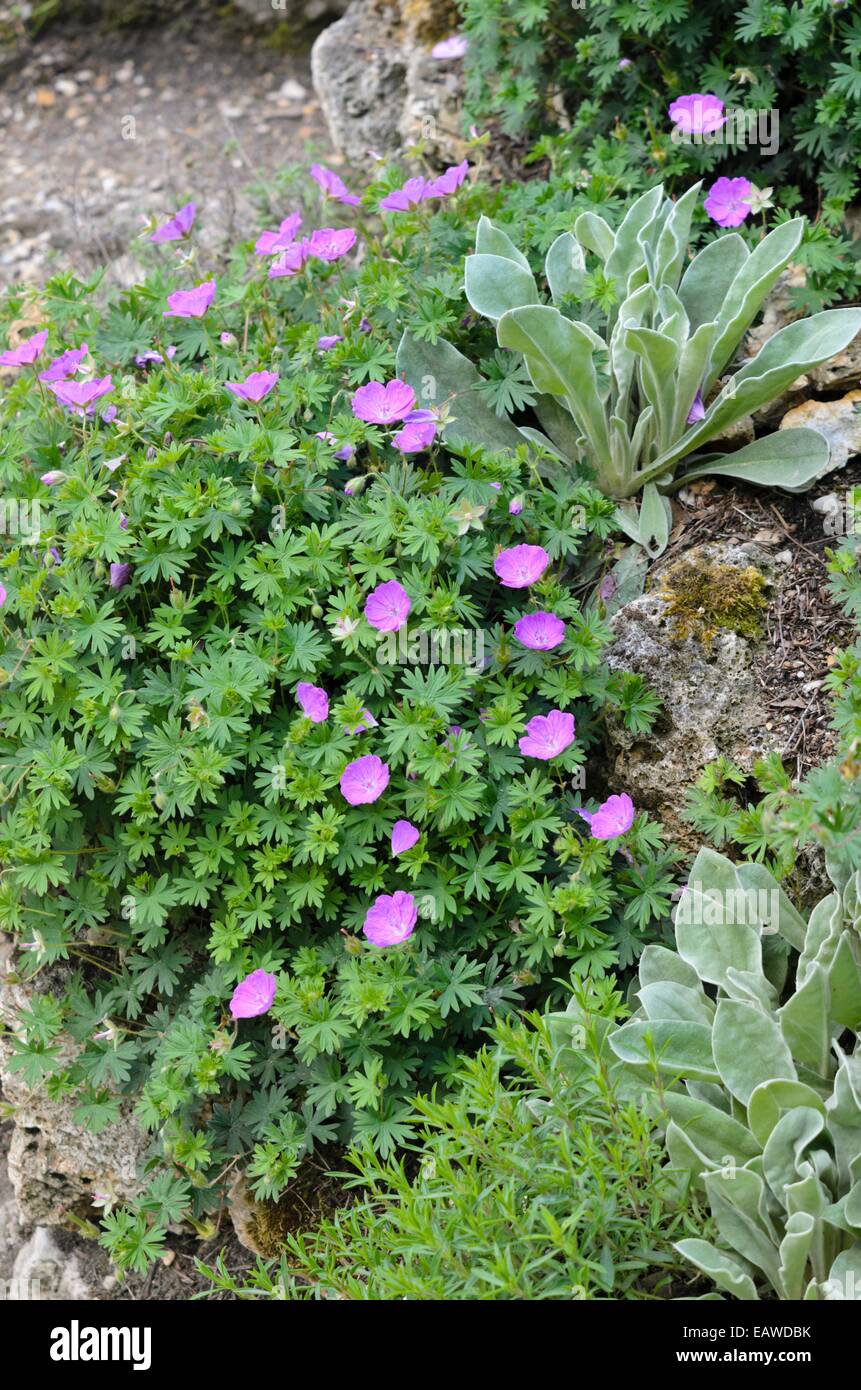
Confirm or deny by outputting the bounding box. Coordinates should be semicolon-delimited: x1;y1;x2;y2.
0;5;331;289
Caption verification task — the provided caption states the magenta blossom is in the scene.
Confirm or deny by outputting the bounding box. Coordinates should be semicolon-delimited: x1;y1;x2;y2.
268;240;312;278
432;34;468;60
296;681;329;723
364;579;411;632
316;334;343;351
163;279;216;318
351;378;416;424
315;430;354;461
49;375;113;414
494;544;550;589
340;753;390;805
310;164;361;206
254;214;302;256
363;890;417;947
704;177;753;228
226;370;279;404
686;389;705;424
0;583;6;608
425;161;470;198
513;611;566;651
668;94;725;137
519;709;576;760
0;329;47;367
150;201;196;243
229;968;277;1019
39;342;88;382
579;792;635;840
135;346;176;368
109;562;131;591
393;409;438;453
379;177;430;212
307;227;357;262
391;819;420;855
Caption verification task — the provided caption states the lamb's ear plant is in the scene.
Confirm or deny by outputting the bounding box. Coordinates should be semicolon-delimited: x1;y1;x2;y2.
567;847;861;1300
398;184;861;558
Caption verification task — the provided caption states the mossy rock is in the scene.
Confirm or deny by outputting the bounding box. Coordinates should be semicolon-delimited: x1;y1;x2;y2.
228;1163;347;1258
656;557;768;644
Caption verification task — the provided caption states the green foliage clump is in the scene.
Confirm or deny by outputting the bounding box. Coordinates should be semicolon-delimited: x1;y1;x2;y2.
597;847;861;1300
458;0;861;306
200;988;707;1300
0;167;677;1266
399;188;861;564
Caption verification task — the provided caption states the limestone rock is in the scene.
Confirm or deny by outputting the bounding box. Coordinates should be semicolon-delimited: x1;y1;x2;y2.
8;1227;96;1300
311;0;464;165
0;964;150;1229
602;542;788;844
312;1;407;163
809;335;861;393
779;390;861;476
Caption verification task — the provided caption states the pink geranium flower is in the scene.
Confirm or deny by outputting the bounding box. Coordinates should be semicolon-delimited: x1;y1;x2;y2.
109;562;131;591
135;346;177;368
150;201;197;243
351;379;416;424
296;682;329;723
229;968;277;1019
225;370;279;403
379;177;430;212
163;279;216;318
307;227;357;262
0;329;47;367
364;579;411;632
513;611;566;650
432;34;468;60
316;334;343;351
39;342;88;382
494;544;550;588
704;177;753;228
363;890;417;947
49;375;113;414
315;430;354;461
579;792;635;839
340;753;390;805
518;710;576;760
393;409;437;453
668;94;725;137
391;819;420;855
310;164;361;206
254;214;302;256
268;240;312;278
425;161;470;198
